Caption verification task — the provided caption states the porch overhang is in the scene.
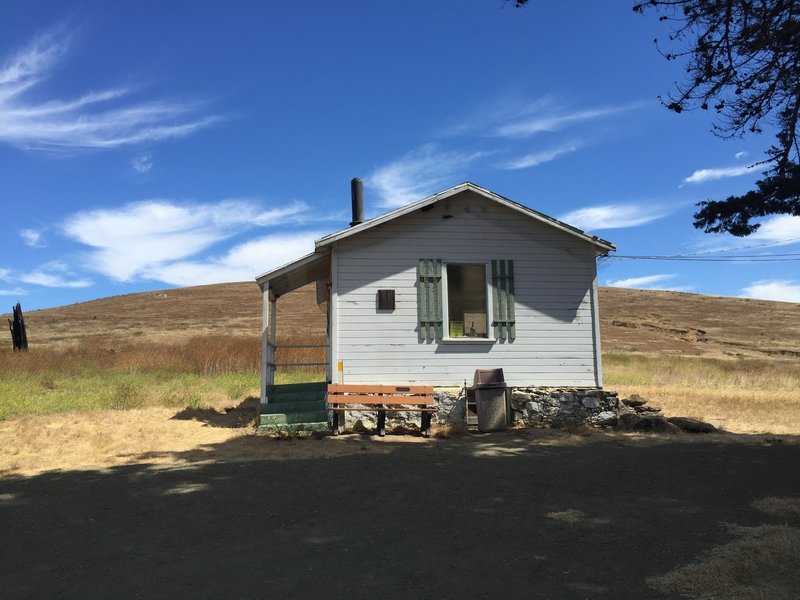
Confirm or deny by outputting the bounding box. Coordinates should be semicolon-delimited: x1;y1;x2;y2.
255;250;331;298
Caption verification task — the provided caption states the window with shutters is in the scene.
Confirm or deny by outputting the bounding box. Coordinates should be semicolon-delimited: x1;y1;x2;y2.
444;263;489;338
418;258;514;342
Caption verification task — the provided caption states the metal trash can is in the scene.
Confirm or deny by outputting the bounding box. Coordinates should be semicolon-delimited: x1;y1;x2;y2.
473;369;508;432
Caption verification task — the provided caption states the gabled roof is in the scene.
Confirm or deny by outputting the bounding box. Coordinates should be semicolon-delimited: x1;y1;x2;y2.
315;181;616;253
257;182;615;293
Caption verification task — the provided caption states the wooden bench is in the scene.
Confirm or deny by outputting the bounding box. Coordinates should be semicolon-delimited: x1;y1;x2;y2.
326;384;437;437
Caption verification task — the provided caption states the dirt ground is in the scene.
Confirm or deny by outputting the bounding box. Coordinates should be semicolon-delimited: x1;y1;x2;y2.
2;407;799;599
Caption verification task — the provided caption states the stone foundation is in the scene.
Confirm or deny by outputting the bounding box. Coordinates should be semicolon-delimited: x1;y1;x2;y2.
510;387;619;427
340;386;618;432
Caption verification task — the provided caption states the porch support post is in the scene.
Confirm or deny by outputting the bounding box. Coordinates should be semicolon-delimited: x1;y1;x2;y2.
261;284;277;404
590;274;603;388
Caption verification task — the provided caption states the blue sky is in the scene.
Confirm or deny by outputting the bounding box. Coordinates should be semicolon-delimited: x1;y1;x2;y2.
2;1;799;310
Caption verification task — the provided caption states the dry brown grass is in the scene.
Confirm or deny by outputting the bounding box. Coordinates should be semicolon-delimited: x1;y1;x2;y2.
752;497;800;519
648;524;800;600
605;353;800;434
599;287;800;360
12;281;325;349
0;333;326;375
1;335;259;375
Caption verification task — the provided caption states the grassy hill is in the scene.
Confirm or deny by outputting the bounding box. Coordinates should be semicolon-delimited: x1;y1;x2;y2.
12;282;800;360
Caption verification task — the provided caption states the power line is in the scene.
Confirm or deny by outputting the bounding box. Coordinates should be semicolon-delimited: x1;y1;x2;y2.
603;237;800;262
680;237;800;256
607;254;800;262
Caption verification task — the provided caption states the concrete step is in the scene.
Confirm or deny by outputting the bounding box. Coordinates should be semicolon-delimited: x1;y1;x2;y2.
256;421;330;434
259;411;329;427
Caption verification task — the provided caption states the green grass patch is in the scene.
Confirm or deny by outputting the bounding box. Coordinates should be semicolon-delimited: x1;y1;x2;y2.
0;366;329;420
0;370;261;420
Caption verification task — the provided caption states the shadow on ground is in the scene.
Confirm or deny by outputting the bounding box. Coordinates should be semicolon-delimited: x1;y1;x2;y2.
2;430;799;599
170;396;259;428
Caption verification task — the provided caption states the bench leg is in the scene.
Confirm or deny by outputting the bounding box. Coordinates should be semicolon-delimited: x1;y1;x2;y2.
377;411;386;437
421;411;432;437
332;410;340;436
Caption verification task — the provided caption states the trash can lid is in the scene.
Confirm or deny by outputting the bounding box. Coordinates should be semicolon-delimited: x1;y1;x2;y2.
473;368;505;385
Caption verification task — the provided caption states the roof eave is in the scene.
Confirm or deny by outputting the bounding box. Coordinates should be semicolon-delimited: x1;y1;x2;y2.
314;181;616;253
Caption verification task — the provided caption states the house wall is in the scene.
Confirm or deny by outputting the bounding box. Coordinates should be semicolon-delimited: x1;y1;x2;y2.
332;190;603;387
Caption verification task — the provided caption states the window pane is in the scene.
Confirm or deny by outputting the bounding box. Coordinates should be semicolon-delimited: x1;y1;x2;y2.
447;264;487;337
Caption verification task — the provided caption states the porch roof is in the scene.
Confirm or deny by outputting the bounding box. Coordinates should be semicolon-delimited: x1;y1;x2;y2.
255;250;330;297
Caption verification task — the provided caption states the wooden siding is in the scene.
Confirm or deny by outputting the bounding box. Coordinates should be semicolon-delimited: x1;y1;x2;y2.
333;190;602;387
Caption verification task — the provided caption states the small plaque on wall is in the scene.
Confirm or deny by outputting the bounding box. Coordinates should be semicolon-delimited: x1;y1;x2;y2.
377;289;395;311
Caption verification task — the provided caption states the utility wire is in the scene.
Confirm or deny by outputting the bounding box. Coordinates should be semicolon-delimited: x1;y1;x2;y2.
607;254;800;262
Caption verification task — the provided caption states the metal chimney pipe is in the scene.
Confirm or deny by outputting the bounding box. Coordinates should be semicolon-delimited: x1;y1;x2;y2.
350;177;364;227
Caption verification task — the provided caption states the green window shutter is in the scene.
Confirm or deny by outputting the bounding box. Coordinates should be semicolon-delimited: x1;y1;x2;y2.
491;259;516;341
417;259;442;341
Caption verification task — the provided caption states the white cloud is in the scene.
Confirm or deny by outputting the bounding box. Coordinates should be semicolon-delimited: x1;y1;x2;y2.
741;280;800;303
606;274;675;288
367;144;488;208
16;260;92;288
749;215;800;245
559;203;670;231
131;153;153;173
494;101;645;138
606;274;694;292
734;151;749;160
0;31;220;151
0;287;27;296
682;164;756;185
499;142;580;170
20;228;45;247
141;231;323;286
63;198;311;282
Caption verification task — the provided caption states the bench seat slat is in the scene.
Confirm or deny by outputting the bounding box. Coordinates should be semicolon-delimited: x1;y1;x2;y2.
327;384;433;395
327;394;434;405
328;406;437;412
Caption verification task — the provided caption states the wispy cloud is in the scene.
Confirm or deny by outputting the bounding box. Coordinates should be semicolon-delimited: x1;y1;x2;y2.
20;228;45;247
607;274;675;288
741;280;800;303
494;100;645;138
606;273;694;292
140;231;324;286
498;142;580;170
682;164;757;185
559;203;671;231
367;144;488;208
749;215;800;245
0;30;221;151
692;214;800;254
735;151;749;160
18;261;92;288
0;287;27;296
62;198;312;282
131;153;153;173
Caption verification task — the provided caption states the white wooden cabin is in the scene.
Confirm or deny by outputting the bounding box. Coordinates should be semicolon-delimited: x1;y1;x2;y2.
256;181;615;403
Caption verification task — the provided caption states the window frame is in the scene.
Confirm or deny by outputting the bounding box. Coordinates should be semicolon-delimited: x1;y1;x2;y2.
441;261;496;343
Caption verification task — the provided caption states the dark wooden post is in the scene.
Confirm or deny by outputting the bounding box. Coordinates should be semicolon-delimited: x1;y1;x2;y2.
9;303;28;351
